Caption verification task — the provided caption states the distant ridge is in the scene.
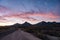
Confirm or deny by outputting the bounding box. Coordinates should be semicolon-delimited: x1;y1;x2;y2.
22;22;32;27
0;21;60;27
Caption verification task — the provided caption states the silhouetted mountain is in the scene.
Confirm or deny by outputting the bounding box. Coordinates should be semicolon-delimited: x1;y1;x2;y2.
11;23;22;28
10;22;32;28
14;23;21;26
22;22;32;27
34;21;60;27
35;21;47;26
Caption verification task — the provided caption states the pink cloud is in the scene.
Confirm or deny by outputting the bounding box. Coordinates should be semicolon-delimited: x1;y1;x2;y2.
0;11;60;24
0;5;13;16
7;12;59;19
2;12;59;21
0;5;8;12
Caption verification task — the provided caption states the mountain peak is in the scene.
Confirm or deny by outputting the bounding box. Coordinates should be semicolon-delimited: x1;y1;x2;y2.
22;22;32;26
24;22;30;24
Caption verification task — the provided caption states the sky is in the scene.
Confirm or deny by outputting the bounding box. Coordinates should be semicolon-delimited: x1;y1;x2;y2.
0;0;60;26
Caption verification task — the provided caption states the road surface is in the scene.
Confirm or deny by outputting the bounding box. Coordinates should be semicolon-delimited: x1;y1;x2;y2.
0;29;41;40
0;29;60;40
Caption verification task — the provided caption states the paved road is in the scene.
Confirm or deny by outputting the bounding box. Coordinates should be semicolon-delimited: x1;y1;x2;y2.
0;29;41;40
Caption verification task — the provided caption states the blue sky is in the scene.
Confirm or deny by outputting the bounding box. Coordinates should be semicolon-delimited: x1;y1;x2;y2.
0;0;59;14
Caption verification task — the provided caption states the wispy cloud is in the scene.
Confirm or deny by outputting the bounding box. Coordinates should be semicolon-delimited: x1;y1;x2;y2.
0;12;59;22
0;11;60;26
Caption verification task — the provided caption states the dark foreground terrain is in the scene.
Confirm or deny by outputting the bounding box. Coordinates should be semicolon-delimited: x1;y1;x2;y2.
0;22;60;40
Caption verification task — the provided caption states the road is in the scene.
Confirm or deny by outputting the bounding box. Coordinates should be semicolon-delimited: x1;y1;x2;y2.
0;29;60;40
0;29;41;40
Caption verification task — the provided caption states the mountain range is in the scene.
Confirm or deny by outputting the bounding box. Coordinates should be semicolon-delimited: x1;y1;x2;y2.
0;21;60;40
11;21;60;28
